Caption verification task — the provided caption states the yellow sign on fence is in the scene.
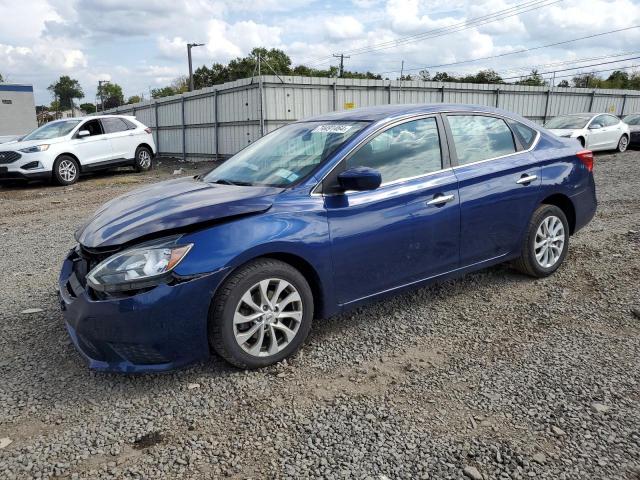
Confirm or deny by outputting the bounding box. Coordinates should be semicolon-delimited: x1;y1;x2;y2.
344;102;356;110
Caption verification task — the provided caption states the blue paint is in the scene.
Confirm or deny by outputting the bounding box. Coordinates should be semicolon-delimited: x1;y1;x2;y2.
0;84;33;93
60;104;597;372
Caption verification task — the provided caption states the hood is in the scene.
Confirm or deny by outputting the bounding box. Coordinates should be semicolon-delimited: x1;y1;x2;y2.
628;125;640;132
5;136;69;149
547;129;578;137
75;177;282;248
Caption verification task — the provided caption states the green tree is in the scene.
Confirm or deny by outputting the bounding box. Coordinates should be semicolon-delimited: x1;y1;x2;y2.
126;95;142;104
432;72;458;82
151;86;178;98
461;69;503;84
572;73;601;88
48;76;84;110
0;72;4;82
557;80;570;88
604;70;629;89
515;69;546;86
80;102;97;113
97;82;124;109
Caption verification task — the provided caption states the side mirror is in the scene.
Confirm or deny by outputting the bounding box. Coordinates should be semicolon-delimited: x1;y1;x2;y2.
337;167;382;192
589;123;602;130
77;130;90;137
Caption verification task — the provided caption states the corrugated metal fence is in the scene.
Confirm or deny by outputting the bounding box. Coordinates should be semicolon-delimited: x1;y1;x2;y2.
103;76;640;160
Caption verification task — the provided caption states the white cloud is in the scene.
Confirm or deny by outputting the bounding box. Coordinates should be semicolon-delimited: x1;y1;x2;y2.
205;19;283;62
324;16;365;41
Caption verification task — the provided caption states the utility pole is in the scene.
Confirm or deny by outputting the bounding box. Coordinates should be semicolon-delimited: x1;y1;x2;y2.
333;53;350;78
98;80;110;112
398;60;405;103
187;42;205;91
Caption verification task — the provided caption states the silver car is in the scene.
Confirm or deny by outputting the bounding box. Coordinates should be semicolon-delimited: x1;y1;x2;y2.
544;113;630;152
622;113;640;148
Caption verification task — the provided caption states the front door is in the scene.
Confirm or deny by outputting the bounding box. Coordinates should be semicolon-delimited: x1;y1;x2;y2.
323;116;460;305
444;114;541;266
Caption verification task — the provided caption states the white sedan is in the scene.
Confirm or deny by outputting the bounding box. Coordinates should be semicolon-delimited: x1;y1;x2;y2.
0;115;156;185
544;113;630;152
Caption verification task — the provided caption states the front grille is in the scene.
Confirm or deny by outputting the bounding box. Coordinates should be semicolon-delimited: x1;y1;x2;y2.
109;343;169;365
0;151;21;164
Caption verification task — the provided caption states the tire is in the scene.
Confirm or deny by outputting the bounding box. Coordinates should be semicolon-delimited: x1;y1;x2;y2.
513;204;570;278
134;146;153;172
617;134;629;153
209;258;314;369
52;155;80;186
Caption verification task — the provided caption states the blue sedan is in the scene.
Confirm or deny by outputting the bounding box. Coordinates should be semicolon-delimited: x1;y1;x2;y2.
58;104;597;372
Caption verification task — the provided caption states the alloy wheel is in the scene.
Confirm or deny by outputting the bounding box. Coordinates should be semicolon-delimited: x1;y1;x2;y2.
233;278;303;357
619;136;628;152
138;150;151;169
59;159;77;182
534;215;565;268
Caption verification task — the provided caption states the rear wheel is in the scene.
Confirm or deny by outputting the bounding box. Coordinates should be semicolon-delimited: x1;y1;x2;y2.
209;259;314;369
134;146;153;172
513;204;569;278
53;155;79;186
617;134;629;153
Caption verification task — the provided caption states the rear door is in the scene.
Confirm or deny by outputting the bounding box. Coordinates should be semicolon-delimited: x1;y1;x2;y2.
443;113;541;267
323;115;460;305
101;117;135;159
69;119;114;166
599;114;623;148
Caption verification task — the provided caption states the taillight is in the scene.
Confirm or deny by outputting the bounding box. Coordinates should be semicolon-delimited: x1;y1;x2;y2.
144;128;152;134
576;149;593;172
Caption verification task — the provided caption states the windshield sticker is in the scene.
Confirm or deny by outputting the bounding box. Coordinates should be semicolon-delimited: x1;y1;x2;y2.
274;168;300;182
312;124;353;134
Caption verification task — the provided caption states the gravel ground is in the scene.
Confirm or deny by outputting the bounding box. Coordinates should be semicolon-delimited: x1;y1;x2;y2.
0;151;638;480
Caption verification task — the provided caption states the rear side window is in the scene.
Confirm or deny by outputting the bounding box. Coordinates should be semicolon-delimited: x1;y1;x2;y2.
601;115;619;127
447;115;516;165
510;121;538;149
347;117;442;184
123;118;138;130
101;118;129;134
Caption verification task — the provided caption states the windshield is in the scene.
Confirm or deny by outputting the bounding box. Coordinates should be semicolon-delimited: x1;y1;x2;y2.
623;114;640;126
203;121;369;187
544;115;591;129
22;120;81;141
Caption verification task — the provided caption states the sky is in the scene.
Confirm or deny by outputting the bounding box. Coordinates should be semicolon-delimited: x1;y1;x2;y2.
1;0;640;105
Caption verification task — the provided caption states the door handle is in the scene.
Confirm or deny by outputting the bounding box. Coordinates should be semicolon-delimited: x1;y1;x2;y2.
427;194;455;206
516;174;537;185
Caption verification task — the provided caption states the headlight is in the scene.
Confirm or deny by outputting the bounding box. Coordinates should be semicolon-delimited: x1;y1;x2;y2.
19;144;49;153
86;237;193;293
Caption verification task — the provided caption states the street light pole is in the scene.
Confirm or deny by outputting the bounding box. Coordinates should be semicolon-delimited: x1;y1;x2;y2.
187;43;205;92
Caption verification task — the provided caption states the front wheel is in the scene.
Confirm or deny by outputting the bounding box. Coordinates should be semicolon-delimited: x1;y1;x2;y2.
209;259;314;369
134;146;153;172
513;204;569;278
53;155;80;186
617;135;629;153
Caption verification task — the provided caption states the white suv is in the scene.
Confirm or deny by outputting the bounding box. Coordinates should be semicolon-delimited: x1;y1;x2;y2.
0;115;156;185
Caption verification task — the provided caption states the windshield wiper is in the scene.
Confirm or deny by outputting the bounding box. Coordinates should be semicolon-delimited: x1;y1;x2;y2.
212;179;254;186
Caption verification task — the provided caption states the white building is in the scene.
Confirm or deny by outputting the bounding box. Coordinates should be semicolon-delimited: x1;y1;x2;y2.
0;83;37;143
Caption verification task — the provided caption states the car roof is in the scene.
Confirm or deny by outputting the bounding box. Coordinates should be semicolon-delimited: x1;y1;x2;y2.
305;103;522;122
50;115;135;122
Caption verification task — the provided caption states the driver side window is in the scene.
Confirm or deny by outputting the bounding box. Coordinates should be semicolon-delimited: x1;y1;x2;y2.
79;119;104;137
346;117;442;184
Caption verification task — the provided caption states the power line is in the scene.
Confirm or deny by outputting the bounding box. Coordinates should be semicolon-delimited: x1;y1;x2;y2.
499;57;640;81
304;0;561;67
374;25;640;75
499;50;640;74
